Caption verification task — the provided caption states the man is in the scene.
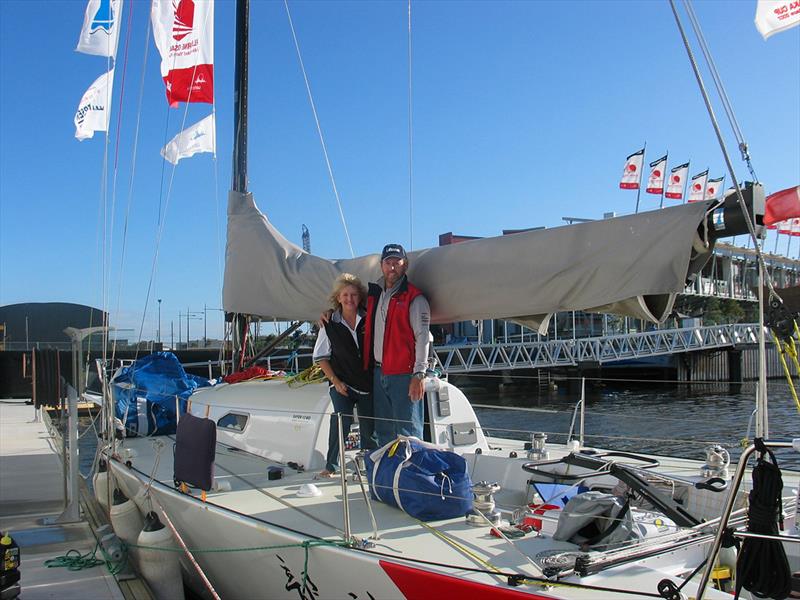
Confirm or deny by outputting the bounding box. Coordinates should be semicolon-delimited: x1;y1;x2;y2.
363;243;431;446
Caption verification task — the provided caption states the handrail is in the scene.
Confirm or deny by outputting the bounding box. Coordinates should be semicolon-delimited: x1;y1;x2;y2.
696;439;798;598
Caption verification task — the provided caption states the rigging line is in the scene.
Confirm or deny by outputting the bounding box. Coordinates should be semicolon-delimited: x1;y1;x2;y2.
136;6;211;350
683;0;758;182
112;6;152;366
407;0;414;250
283;0;355;258
686;0;758;181
670;1;777;300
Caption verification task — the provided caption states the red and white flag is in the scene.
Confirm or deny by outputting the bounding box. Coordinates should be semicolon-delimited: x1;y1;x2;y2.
619;148;644;190
792;218;800;237
161;114;216;164
76;0;123;57
755;0;800;40
687;170;709;203
151;0;214;107
646;155;668;195
777;219;793;234
74;69;114;141
764;185;800;226
664;162;689;200
705;176;724;201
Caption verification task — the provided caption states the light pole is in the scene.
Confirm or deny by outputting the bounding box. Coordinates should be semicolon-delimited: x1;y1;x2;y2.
157;299;162;343
204;306;224;347
185;308;203;349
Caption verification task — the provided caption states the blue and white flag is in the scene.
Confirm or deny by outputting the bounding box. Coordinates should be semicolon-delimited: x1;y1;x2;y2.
76;0;123;58
161;114;216;164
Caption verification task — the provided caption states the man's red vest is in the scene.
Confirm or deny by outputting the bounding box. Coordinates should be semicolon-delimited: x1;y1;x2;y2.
363;277;423;375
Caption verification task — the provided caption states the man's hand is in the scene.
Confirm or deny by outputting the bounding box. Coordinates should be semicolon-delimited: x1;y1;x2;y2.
318;309;334;328
332;377;349;396
409;377;424;402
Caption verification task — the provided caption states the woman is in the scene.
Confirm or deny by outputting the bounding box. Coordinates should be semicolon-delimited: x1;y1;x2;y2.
312;273;371;477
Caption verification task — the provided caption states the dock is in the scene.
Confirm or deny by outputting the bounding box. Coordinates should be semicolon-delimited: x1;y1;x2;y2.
0;401;139;600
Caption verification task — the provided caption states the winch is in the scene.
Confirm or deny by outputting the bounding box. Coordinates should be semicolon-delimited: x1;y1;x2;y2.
701;444;730;479
527;432;549;461
466;481;501;526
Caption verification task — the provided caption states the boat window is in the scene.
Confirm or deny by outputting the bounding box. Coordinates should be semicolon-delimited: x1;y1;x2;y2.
217;412;248;432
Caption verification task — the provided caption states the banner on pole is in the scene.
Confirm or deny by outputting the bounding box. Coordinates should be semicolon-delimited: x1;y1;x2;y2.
161;114;216;164
74;69;114;141
688;170;709;203
646;155;668;195
76;0;123;57
151;0;214;107
764;185;800;226
705;177;724;201
755;0;800;40
619;148;644;190
664;162;689;200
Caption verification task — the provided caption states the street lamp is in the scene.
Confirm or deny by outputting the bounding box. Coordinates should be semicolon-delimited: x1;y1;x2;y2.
157;299;162;343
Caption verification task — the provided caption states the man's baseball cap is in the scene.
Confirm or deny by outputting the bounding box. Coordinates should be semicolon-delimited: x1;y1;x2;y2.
381;243;407;262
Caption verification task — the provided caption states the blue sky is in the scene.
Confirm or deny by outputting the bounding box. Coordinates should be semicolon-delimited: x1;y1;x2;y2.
1;0;798;342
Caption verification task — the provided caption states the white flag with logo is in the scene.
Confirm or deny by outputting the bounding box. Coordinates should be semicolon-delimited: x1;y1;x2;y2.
755;0;800;40
74;69;114;141
664;162;690;200
76;0;123;57
705;177;724;200
646;155;668;195
778;219;793;234
161;114;216;164
688;170;709;203
619;148;644;189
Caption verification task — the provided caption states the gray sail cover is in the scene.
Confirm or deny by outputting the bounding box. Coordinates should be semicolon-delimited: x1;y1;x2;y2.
223;191;712;331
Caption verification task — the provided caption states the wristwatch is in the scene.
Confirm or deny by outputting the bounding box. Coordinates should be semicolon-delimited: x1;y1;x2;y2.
412;372;425;380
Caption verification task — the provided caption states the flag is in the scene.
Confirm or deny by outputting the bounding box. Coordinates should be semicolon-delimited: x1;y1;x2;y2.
161;114;216;164
646;155;668;195
778;219;793;234
619;148;644;189
764;185;800;226
792;218;800;237
688;170;709;203
151;0;214;107
664;162;689;200
705;176;724;200
755;0;800;40
76;0;123;57
74;69;114;141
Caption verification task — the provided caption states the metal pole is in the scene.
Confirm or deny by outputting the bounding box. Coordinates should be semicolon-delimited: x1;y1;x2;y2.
756;263;768;437
580;377;585;446
187;306;190;349
204;303;207;348
232;0;249;193
158;299;162;343
338;413;351;544
171;320;174;350
695;440;795;598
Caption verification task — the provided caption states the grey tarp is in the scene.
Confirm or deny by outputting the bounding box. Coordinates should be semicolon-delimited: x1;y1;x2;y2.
223;191;713;330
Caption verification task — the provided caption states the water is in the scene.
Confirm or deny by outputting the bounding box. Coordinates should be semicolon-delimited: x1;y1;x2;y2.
472;380;799;470
72;380;799;478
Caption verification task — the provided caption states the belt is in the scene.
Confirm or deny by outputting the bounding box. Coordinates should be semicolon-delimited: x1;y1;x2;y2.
374;361;382;367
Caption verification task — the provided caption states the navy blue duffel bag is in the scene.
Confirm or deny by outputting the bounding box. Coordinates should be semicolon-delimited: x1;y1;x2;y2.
365;437;473;521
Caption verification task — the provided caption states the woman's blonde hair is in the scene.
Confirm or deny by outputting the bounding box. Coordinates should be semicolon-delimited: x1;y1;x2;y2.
328;273;367;311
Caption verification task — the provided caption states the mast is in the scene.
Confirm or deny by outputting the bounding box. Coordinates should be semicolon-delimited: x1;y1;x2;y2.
230;0;250;371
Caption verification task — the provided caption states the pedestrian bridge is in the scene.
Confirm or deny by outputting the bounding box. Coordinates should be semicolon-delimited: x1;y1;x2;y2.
432;323;762;373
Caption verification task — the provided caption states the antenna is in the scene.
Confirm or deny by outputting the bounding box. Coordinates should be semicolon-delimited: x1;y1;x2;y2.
301;224;311;253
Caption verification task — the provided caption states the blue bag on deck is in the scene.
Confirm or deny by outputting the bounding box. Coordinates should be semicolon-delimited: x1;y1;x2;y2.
112;352;210;437
365;437;473;521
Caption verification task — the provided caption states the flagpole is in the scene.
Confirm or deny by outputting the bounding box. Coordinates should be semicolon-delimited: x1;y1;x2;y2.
635;141;646;214
659;152;668;209
682;161;690;204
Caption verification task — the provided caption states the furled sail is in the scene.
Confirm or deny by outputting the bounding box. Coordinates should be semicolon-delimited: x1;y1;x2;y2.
223;190;713;330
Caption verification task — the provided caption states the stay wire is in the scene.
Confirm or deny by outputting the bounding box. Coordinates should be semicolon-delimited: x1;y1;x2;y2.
284;0;355;258
112;8;152;365
670;0;777;301
684;1;758;183
407;0;414;250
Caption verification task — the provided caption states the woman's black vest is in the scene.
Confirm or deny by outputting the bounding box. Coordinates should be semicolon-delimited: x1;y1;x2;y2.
324;317;371;394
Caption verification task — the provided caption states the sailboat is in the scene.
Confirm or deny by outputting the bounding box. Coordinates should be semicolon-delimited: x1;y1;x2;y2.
94;1;799;599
